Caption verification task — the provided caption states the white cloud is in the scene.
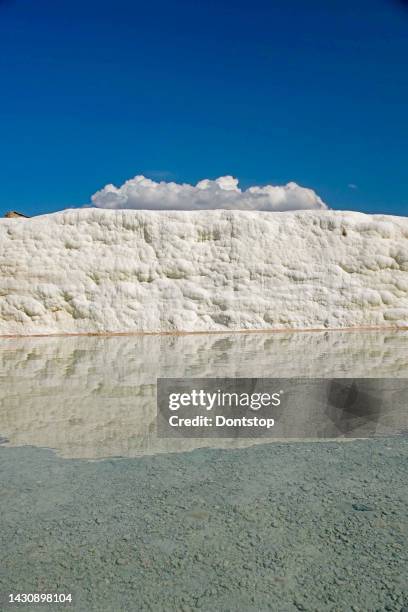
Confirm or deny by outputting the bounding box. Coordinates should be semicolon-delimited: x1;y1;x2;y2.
91;175;328;212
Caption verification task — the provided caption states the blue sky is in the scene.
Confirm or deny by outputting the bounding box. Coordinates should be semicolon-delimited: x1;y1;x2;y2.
0;0;407;217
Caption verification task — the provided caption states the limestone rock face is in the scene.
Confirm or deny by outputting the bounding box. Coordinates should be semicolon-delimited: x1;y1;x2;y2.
0;208;408;335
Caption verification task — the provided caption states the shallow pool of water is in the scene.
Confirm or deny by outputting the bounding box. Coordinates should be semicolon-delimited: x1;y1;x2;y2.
0;329;408;459
0;331;407;611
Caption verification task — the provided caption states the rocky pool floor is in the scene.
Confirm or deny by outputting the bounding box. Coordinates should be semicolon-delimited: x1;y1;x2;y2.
1;437;407;612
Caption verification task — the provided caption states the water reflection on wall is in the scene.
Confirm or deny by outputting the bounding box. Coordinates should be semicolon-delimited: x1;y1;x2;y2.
0;330;407;459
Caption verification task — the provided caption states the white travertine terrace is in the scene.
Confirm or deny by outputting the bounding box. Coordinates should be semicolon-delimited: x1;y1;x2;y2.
0;208;408;335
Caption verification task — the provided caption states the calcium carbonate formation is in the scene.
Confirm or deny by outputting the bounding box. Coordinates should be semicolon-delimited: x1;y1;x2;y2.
0;208;407;335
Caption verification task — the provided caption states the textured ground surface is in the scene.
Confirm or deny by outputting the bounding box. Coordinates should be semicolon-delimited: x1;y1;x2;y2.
1;208;408;335
0;437;407;612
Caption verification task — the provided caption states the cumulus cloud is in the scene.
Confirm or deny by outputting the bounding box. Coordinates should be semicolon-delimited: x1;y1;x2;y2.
91;175;328;212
